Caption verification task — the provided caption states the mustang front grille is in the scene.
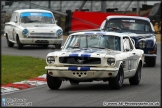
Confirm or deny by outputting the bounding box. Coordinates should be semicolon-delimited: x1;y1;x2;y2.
59;57;101;64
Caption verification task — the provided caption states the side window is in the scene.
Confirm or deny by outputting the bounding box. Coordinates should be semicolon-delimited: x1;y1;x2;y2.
123;37;133;51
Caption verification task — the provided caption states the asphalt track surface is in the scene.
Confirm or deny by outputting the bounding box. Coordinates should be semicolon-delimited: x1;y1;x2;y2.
1;37;161;107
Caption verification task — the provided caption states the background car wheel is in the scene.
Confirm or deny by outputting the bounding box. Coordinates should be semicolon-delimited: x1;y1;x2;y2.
129;62;142;85
6;35;14;47
55;44;61;49
42;45;49;48
109;66;124;89
145;57;156;67
16;36;23;49
69;80;79;85
46;71;62;90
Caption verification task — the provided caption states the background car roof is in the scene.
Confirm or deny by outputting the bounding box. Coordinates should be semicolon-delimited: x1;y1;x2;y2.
70;31;129;37
106;15;150;22
14;9;52;13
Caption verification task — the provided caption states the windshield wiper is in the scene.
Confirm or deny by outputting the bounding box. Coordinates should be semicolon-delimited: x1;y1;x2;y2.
107;27;121;31
68;46;80;49
90;46;106;49
28;20;42;23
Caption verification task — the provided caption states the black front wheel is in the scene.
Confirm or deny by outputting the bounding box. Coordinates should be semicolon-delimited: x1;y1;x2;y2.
109;67;124;89
16;36;23;49
46;71;62;90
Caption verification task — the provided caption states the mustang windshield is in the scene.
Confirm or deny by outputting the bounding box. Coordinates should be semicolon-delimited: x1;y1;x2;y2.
20;12;55;24
65;35;121;51
105;18;152;33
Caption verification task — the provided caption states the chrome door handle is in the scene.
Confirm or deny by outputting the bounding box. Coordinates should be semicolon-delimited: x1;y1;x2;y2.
132;53;136;55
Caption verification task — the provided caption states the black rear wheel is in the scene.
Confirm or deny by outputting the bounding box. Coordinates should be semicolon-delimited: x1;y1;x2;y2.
6;35;14;47
145;57;156;67
129;62;142;85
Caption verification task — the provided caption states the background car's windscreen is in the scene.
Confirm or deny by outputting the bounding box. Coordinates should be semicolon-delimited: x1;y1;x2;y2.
105;18;152;32
20;12;54;24
65;35;121;51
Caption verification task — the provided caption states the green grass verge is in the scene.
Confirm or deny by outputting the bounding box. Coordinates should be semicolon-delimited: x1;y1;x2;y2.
1;55;46;85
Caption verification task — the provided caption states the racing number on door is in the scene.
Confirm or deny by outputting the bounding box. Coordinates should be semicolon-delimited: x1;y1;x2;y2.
128;56;133;70
12;29;15;41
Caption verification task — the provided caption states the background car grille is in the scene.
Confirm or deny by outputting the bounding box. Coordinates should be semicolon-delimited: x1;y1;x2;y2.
30;33;55;36
59;57;101;64
28;33;56;38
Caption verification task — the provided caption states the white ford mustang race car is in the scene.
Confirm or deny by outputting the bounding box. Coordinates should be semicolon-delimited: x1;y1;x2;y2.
4;9;63;49
45;31;144;90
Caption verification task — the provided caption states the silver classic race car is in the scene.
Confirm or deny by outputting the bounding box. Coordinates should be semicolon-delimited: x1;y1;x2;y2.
4;9;63;49
45;31;144;90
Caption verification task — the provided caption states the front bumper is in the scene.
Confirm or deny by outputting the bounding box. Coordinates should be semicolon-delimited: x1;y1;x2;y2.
45;66;119;79
19;38;63;44
144;54;157;57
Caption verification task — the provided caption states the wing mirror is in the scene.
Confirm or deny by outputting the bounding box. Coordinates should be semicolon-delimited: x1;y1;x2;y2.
125;48;130;52
55;20;57;23
61;46;63;49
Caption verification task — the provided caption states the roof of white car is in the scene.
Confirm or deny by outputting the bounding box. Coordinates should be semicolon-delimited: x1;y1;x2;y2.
70;31;129;37
14;9;52;13
106;15;150;22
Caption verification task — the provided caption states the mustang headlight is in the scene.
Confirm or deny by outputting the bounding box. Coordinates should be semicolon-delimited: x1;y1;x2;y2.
107;58;115;66
56;29;63;36
22;29;29;36
47;56;55;64
138;41;146;48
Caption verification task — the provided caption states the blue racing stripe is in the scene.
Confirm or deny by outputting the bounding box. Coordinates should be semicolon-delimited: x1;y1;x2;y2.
80;67;90;71
69;54;78;57
68;67;78;71
81;53;91;57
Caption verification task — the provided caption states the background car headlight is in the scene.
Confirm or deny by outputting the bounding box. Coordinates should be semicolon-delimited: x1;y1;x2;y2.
107;58;115;66
22;29;28;36
138;41;146;48
57;29;63;36
47;56;55;64
146;40;153;48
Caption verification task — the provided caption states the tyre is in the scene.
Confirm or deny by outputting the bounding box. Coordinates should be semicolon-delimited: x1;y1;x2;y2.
70;80;79;85
109;66;124;89
55;44;61;49
129;62;142;85
6;35;14;47
46;71;62;90
42;44;49;48
145;57;156;67
16;36;23;49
